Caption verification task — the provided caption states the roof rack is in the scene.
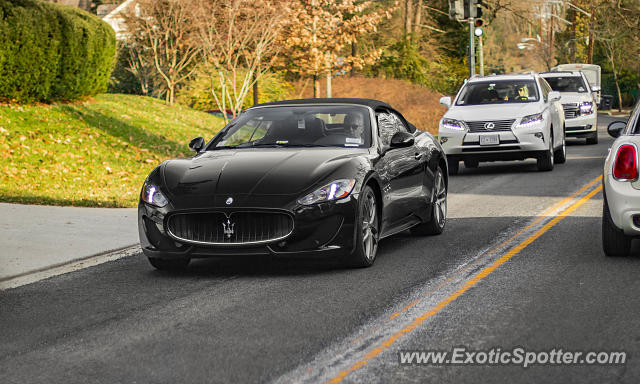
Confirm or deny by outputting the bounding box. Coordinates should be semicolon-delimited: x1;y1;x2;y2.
540;71;580;75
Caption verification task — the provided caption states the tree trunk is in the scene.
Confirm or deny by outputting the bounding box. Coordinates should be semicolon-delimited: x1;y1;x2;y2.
404;0;413;39
548;6;555;65
587;7;595;64
313;74;320;98
413;0;422;41
350;42;356;77
166;84;174;105
569;8;576;62
609;46;623;111
252;71;259;105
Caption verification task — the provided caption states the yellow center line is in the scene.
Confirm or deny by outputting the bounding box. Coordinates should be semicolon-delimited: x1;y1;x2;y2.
383;174;601;322
329;182;603;384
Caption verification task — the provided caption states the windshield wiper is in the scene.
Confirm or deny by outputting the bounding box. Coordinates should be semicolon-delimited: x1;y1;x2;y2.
288;144;337;147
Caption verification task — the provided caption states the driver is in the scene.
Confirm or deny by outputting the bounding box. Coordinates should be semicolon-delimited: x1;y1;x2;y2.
343;111;365;138
517;85;529;99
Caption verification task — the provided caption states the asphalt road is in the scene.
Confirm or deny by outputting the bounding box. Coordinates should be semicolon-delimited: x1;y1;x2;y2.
1;114;637;384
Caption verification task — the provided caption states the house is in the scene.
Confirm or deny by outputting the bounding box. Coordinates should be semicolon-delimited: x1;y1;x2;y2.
102;0;135;38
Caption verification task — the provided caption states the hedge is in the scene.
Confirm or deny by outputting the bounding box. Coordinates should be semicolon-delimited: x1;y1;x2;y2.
0;0;116;103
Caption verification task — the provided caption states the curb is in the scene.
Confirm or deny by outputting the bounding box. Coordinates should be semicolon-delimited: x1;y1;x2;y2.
0;244;139;290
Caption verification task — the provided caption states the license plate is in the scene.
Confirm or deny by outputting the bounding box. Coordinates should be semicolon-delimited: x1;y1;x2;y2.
479;134;499;146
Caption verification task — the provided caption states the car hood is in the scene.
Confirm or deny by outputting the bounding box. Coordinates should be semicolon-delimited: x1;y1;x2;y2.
162;148;368;208
557;92;593;104
445;103;542;121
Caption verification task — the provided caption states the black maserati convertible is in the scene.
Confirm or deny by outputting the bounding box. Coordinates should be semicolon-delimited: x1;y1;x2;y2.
138;98;448;270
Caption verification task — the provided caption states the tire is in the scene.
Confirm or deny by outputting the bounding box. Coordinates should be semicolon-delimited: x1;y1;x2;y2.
554;132;566;164
537;136;554;171
602;198;632;256
345;185;379;268
464;159;479;168
586;132;598;145
448;158;459;175
148;257;190;271
411;166;447;236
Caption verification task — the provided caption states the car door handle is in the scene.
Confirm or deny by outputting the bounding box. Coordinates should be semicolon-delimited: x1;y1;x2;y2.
414;153;423;160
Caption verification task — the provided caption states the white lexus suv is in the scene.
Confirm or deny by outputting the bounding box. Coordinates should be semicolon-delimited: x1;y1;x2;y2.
603;104;640;256
540;71;599;145
438;73;566;174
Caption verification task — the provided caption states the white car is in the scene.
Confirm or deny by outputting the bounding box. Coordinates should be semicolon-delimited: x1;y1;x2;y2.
439;73;566;174
603;112;639;256
540;71;599;145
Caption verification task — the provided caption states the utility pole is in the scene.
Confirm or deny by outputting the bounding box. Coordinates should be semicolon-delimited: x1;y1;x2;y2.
587;5;595;64
478;34;484;76
468;1;475;77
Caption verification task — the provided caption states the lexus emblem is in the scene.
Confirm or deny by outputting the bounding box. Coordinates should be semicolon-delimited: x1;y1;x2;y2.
222;219;235;238
484;122;495;130
225;197;233;205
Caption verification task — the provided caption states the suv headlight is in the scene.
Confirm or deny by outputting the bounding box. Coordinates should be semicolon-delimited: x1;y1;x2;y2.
441;118;465;131
580;101;594;115
297;179;356;205
518;113;544;128
142;182;169;207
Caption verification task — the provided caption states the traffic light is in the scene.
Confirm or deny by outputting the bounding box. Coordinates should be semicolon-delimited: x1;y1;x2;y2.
463;0;483;19
475;0;484;19
448;0;464;21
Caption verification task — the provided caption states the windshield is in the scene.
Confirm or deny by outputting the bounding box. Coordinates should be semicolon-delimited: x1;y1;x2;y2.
208;105;372;149
542;76;587;93
456;80;540;105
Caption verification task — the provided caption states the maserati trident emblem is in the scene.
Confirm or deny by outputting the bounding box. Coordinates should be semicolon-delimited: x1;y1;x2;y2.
225;197;233;205
484;122;495;130
222;219;235;238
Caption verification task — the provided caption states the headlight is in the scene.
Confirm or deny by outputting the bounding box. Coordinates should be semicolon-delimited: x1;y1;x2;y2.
441;118;465;131
142;183;169;207
297;179;356;205
580;101;593;115
518;113;544;128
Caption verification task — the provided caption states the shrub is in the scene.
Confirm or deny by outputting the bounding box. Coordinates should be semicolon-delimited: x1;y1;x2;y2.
177;66;294;111
0;0;116;103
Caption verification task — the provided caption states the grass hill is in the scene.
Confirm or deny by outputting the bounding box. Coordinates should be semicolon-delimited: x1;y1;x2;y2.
293;76;446;134
0;94;224;207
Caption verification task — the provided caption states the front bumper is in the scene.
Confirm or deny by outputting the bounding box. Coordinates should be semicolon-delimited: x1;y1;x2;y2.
439;125;549;162
565;113;597;137
138;196;359;259
604;176;640;236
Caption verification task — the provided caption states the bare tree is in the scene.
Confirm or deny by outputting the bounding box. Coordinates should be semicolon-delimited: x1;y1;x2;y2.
125;42;153;96
123;0;201;104
192;0;290;123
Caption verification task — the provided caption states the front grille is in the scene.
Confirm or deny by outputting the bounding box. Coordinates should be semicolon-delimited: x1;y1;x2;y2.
464;120;515;132
167;211;294;245
562;103;579;119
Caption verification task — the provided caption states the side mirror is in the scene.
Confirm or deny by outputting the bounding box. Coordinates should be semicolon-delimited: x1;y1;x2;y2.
189;136;205;152
389;131;415;149
607;121;626;138
439;96;452;109
548;91;561;101
591;85;601;93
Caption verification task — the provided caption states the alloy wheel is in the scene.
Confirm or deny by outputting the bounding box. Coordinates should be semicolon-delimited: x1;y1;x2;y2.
361;191;379;261
434;170;447;228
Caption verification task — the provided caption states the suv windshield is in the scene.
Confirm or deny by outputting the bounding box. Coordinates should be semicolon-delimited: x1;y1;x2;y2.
541;76;588;93
208;105;371;149
456;80;540;105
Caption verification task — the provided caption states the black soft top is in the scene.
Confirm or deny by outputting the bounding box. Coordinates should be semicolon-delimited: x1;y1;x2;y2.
254;98;393;110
